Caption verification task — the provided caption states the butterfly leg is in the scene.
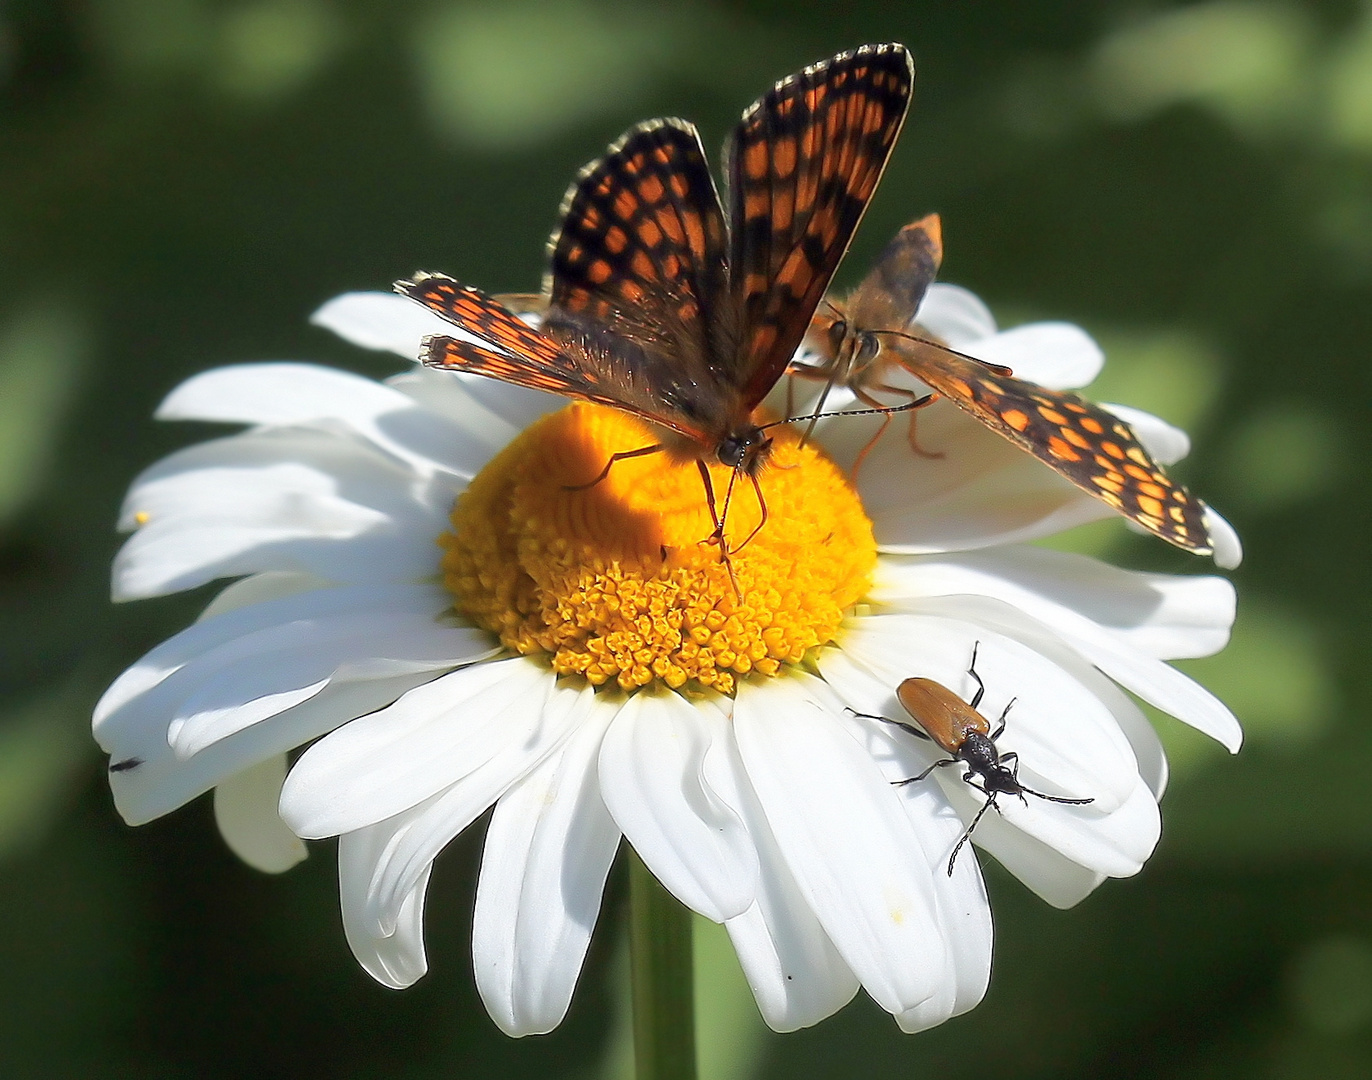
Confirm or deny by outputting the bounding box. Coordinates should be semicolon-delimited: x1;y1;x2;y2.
863;381;944;459
564;443;664;491
727;472;770;555
848;384;930;481
696;460;743;599
850;410;892;483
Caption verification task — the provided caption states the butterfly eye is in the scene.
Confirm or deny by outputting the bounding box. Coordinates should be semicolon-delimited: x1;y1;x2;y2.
827;319;848;351
855;332;881;364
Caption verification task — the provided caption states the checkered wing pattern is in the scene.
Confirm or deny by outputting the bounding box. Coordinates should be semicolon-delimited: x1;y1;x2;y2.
896;338;1215;553
728;42;914;408
397;273;715;441
546;118;728;361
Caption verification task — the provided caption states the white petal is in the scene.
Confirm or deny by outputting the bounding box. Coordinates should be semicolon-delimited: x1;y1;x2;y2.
886;771;992;1031
95;583;457;728
98;593;488;769
389;365;564;435
914;284;997;345
956;770;1160;879
311;291;453;359
820;402;1113;554
959;323;1104;390
197;571;338;619
1102;402;1191;465
155;362;490;478
471;691;621;1036
1080;668;1169;799
872;551;1242;750
597;691;759;923
167;611;490;758
880;545;1235;661
718;728;858;1031
339;819;431;988
280;658;553;837
964;823;1105;909
113;429;453;599
1204;504;1244;569
107;674;443;826
212;755;308;873
352;677;588;943
734;677;950;1017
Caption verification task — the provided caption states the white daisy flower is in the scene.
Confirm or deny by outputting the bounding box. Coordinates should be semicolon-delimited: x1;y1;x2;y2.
94;281;1241;1037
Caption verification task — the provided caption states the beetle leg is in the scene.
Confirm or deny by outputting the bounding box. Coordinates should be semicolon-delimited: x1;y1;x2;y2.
844;708;935;742
893;757;958;786
991;697;1017;741
947;794;998;876
967;641;985;709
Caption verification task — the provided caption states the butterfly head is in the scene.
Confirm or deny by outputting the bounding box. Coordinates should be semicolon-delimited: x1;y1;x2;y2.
717;424;774;475
819;310;884;382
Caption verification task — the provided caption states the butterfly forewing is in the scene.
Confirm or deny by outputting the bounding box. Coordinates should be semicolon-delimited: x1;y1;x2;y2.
807;211;1217;557
891;337;1213;552
849;213;943;332
546;119;728;355
728;42;914;409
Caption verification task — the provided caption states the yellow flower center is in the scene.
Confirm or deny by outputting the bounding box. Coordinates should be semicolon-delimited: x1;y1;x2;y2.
440;402;875;694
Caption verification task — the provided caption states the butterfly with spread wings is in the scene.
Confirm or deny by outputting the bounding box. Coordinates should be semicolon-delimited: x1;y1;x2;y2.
397;42;914;550
796;213;1219;557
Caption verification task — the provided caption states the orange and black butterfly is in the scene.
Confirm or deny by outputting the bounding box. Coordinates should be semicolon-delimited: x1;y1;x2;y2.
797;214;1218;557
396;43;914;541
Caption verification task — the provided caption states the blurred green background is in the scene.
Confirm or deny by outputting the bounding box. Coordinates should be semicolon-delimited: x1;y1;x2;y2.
1;0;1367;1076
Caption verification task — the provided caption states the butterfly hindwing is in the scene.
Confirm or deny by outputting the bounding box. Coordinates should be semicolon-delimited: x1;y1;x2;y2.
399;274;599;395
398;273;716;443
728;42;914;409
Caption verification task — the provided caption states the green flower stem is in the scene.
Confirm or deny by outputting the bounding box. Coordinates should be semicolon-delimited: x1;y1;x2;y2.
628;846;697;1080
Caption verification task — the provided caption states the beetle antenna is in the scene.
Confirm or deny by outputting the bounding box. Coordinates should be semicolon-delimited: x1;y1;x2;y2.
1020;787;1095;806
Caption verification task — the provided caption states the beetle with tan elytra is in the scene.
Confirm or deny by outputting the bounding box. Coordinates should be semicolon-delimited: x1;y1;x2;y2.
853;643;1095;875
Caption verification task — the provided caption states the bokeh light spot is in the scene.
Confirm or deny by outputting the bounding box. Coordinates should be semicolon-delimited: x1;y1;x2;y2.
1089;1;1315;135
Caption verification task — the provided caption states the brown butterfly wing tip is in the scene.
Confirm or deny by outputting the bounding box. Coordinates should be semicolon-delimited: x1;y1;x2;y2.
417;334;458;369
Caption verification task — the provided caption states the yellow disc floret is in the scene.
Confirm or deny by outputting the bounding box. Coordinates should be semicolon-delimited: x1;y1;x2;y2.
441;402;875;694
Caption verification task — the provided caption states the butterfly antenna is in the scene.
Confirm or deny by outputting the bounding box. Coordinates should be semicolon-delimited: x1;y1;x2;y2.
759;394;936;434
798;374;840;447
